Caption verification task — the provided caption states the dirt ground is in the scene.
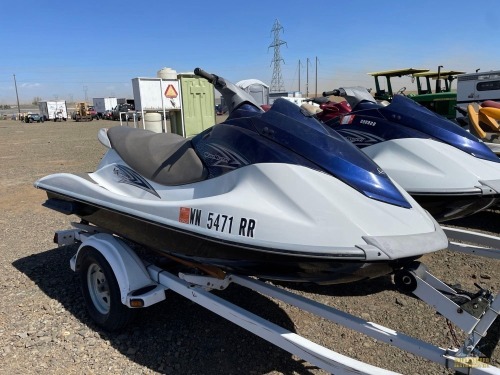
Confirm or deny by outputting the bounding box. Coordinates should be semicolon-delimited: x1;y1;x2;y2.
0;117;499;374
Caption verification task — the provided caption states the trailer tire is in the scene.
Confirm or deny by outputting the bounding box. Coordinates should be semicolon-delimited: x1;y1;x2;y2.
79;247;136;331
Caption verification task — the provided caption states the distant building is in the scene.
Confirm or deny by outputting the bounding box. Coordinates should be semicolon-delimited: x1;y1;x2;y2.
236;79;270;107
269;91;306;105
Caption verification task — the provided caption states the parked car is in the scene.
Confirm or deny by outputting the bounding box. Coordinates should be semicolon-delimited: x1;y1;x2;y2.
101;109;113;120
112;103;136;121
24;113;44;123
215;104;228;115
87;106;99;120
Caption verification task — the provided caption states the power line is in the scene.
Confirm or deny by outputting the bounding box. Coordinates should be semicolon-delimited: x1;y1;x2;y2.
268;19;287;93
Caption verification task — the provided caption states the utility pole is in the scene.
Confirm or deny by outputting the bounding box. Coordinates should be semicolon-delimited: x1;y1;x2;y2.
306;58;310;98
83;85;88;102
13;74;20;116
315;57;319;97
298;59;302;93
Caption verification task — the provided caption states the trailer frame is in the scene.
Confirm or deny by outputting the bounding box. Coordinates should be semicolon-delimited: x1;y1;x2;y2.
54;223;500;375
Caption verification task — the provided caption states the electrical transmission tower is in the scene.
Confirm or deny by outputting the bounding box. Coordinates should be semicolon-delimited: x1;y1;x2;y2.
268;19;287;93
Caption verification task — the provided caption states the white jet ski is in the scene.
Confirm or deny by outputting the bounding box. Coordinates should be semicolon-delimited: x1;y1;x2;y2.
317;87;500;222
34;68;447;284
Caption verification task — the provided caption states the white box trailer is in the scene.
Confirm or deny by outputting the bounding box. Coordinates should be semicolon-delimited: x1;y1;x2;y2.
38;100;68;121
92;97;118;117
456;70;500;106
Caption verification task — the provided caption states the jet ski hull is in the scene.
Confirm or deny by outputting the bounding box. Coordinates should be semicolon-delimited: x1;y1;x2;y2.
410;192;497;222
359;138;500;222
44;191;407;284
36;161;446;285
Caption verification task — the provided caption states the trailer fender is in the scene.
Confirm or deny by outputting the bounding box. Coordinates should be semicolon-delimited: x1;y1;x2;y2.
70;233;159;305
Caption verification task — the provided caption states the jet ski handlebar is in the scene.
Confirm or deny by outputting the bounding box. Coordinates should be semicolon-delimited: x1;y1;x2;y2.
323;89;341;97
194;68;224;89
194;67;262;114
304;96;330;105
193;67;214;82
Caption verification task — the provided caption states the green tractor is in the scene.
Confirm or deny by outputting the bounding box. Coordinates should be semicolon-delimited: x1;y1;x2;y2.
368;67;465;119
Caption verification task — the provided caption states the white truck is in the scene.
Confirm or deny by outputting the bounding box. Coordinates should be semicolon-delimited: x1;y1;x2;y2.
92;97;118;119
38;100;68;122
456;70;500;106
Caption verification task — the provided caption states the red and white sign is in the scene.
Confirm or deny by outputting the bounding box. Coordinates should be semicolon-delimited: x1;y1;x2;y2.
164;84;178;99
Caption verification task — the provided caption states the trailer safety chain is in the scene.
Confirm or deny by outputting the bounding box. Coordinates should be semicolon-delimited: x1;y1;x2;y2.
446;318;461;348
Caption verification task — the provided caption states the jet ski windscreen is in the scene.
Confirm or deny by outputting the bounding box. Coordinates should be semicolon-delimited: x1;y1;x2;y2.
257;99;411;208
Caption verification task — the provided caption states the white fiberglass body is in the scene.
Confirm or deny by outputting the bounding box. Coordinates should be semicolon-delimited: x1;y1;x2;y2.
35;146;447;261
362;138;500;195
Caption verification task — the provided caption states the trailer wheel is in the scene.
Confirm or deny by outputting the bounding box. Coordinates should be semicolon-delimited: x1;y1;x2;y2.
79;247;136;331
393;269;418;293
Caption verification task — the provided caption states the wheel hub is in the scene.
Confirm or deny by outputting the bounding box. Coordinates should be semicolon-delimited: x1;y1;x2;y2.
87;263;111;314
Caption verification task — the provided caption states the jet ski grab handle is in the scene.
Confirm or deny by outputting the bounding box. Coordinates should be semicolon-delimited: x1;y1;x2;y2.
194;67;262;114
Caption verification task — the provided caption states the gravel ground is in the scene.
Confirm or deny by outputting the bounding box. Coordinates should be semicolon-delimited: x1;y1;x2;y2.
0;118;499;375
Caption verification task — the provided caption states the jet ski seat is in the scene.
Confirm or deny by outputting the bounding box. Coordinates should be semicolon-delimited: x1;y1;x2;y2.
482;100;500;110
106;126;208;186
467;103;487;139
300;103;323;115
479;108;500;132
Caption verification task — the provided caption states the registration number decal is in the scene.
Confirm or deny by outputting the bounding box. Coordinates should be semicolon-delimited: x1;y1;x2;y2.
179;207;256;238
207;212;233;233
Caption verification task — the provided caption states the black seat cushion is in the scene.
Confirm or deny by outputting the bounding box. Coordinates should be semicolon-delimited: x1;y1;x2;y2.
107;127;207;186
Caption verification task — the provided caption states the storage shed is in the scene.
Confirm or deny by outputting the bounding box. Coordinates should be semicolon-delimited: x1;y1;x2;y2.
236;79;270;106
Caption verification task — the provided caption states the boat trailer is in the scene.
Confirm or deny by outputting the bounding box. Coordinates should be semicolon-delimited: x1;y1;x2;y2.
54;223;500;375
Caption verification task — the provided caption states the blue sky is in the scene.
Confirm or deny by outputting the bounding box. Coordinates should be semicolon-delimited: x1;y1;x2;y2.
1;0;499;104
